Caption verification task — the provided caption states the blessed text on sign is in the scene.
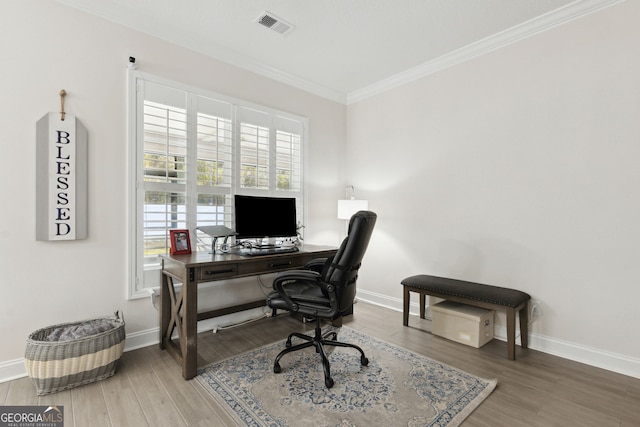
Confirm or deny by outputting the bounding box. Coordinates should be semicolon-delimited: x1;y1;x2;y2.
51;119;76;238
36;113;87;241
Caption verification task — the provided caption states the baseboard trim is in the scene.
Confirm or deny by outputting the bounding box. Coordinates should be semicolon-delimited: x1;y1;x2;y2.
357;289;640;379
0;359;28;383
4;294;638;383
0;308;268;384
0;328;162;384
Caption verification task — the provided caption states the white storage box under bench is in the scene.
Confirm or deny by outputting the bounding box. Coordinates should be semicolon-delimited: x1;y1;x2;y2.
432;301;494;348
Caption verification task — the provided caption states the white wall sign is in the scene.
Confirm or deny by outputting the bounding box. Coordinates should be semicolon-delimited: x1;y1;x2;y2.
36;113;87;241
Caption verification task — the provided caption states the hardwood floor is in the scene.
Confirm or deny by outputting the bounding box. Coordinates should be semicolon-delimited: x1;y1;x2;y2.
2;302;639;426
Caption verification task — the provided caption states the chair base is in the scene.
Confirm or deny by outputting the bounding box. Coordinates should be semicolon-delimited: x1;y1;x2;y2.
273;317;369;388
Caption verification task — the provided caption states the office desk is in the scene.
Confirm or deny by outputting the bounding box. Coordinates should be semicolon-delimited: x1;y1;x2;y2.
159;244;337;380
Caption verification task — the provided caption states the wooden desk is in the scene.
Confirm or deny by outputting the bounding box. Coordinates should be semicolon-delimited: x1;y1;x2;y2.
159;244;337;380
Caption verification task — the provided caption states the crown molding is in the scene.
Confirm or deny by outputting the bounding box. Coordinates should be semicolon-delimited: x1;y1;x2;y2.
54;0;347;104
55;0;624;106
346;0;625;104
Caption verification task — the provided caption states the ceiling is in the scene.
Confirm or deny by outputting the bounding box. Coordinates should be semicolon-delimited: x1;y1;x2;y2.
55;0;618;103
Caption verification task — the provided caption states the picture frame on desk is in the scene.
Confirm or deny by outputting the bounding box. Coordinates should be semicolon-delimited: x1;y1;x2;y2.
170;229;191;255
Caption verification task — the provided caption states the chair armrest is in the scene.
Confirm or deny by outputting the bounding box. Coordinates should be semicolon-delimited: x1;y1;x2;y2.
272;270;321;303
272;269;338;316
274;269;320;282
304;257;330;273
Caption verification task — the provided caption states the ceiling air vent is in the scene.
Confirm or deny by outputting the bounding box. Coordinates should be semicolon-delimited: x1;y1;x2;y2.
256;11;294;35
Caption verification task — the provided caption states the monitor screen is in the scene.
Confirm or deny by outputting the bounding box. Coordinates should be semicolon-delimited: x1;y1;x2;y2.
234;195;297;239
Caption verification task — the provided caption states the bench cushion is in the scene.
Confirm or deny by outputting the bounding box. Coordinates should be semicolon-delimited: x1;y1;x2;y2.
402;274;530;308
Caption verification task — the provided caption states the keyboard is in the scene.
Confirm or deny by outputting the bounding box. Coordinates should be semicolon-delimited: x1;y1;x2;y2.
231;246;299;257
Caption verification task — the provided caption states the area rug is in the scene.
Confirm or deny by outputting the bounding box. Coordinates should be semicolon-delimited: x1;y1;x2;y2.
196;327;496;426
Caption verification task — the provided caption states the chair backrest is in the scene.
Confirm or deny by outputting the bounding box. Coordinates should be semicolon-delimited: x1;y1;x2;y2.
323;210;377;311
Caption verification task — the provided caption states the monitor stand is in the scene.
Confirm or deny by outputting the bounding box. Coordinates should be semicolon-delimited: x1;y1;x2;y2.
251;237;280;249
254;243;278;249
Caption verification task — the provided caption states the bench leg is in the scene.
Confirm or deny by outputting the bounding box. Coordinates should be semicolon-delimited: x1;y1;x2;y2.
403;287;410;326
420;293;426;319
506;308;516;360
519;303;529;349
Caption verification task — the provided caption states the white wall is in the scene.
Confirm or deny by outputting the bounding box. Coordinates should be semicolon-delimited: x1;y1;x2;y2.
348;1;640;377
0;0;346;369
2;0;639;382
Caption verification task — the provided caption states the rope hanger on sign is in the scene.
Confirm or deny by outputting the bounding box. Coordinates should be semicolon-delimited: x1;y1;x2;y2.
59;89;66;121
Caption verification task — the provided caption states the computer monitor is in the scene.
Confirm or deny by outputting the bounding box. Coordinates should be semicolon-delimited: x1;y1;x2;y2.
234;195;297;240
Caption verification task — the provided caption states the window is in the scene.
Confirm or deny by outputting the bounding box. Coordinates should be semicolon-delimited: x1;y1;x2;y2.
128;72;306;298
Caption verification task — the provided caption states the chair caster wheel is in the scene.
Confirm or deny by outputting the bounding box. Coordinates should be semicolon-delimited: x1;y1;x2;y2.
361;356;369;366
325;377;334;388
274;363;281;373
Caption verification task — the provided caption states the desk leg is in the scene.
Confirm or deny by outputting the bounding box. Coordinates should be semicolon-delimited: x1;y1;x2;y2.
181;269;198;380
159;272;170;350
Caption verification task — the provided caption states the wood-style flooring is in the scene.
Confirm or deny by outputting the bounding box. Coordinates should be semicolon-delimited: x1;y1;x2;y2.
1;302;639;426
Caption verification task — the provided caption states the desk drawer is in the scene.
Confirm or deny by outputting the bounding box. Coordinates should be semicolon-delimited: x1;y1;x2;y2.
199;264;238;280
237;257;303;276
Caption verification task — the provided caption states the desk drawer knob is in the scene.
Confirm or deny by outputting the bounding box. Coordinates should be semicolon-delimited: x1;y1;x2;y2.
204;268;235;275
269;261;292;268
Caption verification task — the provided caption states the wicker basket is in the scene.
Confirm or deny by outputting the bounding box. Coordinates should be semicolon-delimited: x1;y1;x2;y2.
24;311;125;395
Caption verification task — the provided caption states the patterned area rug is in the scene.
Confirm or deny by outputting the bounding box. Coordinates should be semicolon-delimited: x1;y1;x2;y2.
197;327;496;426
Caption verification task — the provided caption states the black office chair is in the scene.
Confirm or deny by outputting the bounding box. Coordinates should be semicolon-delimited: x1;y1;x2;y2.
266;210;377;388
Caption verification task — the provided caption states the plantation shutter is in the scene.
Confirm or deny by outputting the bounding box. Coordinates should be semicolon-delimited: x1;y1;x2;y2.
129;72;306;298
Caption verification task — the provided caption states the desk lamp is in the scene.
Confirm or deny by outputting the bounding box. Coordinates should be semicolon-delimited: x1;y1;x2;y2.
338;186;368;229
337;187;368;304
